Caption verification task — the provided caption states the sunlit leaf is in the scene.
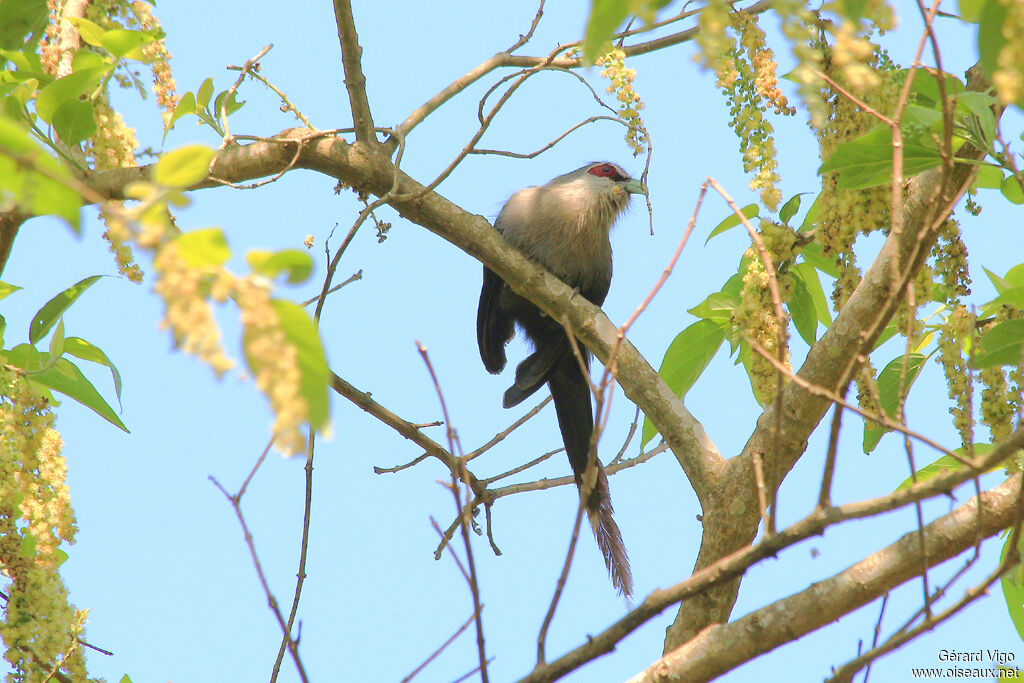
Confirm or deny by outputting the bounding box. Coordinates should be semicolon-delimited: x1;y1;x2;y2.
29;275;102;344
973;319;1024;368
706;204;758;244
28;357;128;432
895;444;995;490
174;228;230;268
641;320;727;446
35;67;107;124
153;144;215;188
819;125;942;190
788;269;818;345
246;249;314;285
863;353;926;453
64;336;123;403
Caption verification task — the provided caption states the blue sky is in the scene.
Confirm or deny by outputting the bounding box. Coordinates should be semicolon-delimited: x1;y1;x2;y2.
6;1;1024;681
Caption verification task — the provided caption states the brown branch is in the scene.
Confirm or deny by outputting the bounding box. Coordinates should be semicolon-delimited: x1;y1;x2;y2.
627;474;1023;683
332;0;376;143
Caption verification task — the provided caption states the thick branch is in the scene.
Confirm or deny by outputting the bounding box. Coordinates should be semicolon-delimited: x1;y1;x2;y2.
332;0;376;143
631;474;1022;682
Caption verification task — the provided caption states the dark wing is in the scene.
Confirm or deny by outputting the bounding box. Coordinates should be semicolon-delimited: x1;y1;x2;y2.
477;265;514;374
502;336;567;408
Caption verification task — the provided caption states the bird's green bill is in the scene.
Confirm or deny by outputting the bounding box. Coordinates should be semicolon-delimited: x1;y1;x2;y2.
624;178;647;195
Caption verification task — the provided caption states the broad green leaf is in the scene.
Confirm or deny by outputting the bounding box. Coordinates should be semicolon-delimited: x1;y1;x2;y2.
1002;175;1024;205
153;144;215;188
196;77;214;109
3;343;44;372
29;357;128;432
249;300;331;433
582;0;630;64
71;49;106;72
779;193;806;225
835;0;868;21
798;192;823;232
641;320;727;446
119;676;134;683
1004;264;1024;288
48;317;65;360
985;266;1011;294
706;204;758;244
973;319;1024;368
29;275;102;344
64;17;106;47
687;292;737;322
246;249;314;285
0;0;47;50
863;353;926;453
978;0;1008;83
788;269;818;345
791;262;831;324
980;286;1024;318
19;531;36;558
64;336;123;402
101;29;156;59
895;444;995;490
0;118;82;230
174;228;230;268
798;240;839;279
907;70;964;109
34;67;107;124
975;164;1005;189
0;282;22;300
819;125;943;190
164;90;196;137
958;0;985;22
52;97;96;145
213;89;244;117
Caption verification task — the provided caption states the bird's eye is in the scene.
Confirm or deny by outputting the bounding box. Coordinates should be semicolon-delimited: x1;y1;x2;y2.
588;164;621;180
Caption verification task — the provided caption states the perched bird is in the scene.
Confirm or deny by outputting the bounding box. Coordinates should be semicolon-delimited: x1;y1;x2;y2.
476;162;645;597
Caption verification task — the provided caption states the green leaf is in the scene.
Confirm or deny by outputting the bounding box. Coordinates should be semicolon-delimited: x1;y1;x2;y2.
63;17;106;47
196;77;214;109
895;444;994;490
818;125;943;190
973;319;1024;368
119;676;134;683
0;118;82;230
641;320;727;446
791;262;831;324
251;300;330;433
164;90;196;138
48;317;65;359
980;286;1024;318
978;0;1009;83
687;291;737;322
153;144;215;188
788;269;818;345
798;192;823;232
863;353;926;453
64;336;123;403
34;67;107;124
975;164;1005;189
0;0;47;50
246;249;314;284
1002;175;1024;205
779;193;806;225
101;29;156;59
985;266;1011;294
958;0;985;22
174;228;230;268
906;70;964;109
213;89;245;116
19;531;36;558
52;96;96;145
798;240;839;279
706;204;758;244
0;282;22;300
29;357;128;432
1004;264;1024;288
29;275;102;344
582;0;630;64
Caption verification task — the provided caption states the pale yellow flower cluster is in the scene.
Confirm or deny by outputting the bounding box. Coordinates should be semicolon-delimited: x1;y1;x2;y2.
980;307;1024;443
132;1;180;113
938;306;977;450
737;247;792;404
832;21;881;93
90;97;139;170
100;203;145;283
153;243;236;377
596;48;647;156
0;369;91;681
38;0;63;76
236;280;309;455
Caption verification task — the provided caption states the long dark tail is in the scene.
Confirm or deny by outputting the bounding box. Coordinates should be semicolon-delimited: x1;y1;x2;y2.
548;354;633;598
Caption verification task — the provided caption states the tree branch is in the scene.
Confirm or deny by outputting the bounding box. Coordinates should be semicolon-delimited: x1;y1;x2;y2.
332;0;376;143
